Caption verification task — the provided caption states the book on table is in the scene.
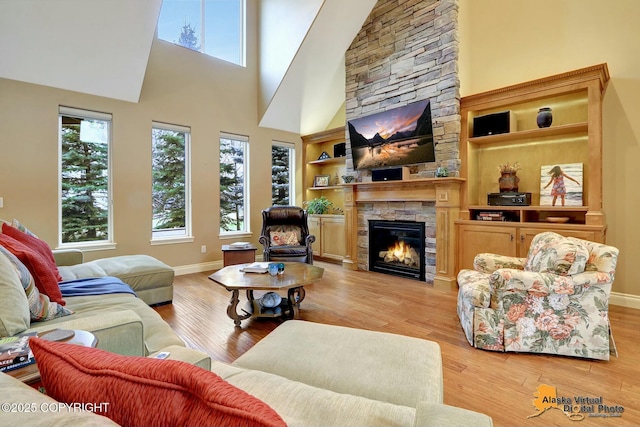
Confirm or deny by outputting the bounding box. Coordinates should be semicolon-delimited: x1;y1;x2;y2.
239;262;271;273
229;241;252;249
0;332;37;372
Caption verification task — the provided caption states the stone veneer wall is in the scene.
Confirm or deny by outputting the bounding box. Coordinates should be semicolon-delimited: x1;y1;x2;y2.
345;0;460;178
345;0;459;282
358;201;436;282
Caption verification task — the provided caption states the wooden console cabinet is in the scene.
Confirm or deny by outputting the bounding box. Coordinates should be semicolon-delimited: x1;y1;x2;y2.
308;214;346;262
456;64;609;270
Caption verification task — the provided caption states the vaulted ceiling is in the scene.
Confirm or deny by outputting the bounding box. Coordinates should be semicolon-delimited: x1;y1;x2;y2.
0;0;162;103
0;0;375;134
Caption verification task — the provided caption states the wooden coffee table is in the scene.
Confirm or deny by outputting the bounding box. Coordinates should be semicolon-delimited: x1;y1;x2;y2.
208;262;324;327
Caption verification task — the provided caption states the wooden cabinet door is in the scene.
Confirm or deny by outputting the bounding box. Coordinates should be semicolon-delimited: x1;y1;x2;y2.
319;216;345;261
518;227;601;257
457;224;518;270
307;216;321;257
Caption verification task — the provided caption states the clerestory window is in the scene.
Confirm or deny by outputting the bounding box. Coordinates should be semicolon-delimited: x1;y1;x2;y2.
157;0;245;67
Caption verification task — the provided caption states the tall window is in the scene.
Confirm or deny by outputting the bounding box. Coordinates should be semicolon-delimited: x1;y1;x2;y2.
157;0;245;66
152;122;191;241
271;142;295;206
220;133;249;234
59;107;112;246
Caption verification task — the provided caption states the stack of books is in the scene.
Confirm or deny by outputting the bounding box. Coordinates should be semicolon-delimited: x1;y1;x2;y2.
239;262;271;273
0;332;37;372
229;241;252;249
476;211;506;221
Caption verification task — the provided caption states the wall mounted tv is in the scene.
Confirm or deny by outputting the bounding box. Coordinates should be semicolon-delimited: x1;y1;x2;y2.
348;99;436;170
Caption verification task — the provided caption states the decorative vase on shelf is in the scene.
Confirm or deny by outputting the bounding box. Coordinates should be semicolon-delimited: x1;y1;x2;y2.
499;172;519;192
537;107;553;128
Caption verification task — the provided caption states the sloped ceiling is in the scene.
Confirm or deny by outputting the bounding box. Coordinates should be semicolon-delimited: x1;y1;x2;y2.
0;0;162;103
0;0;374;134
258;0;378;134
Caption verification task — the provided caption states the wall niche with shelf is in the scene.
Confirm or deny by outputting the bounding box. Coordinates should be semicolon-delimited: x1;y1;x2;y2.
456;64;609;270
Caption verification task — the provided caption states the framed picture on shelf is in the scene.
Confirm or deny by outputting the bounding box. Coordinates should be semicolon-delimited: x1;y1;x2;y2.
540;163;583;206
314;175;330;187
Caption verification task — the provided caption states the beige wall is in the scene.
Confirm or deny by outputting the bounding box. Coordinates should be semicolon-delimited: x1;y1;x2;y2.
0;1;301;268
459;0;640;300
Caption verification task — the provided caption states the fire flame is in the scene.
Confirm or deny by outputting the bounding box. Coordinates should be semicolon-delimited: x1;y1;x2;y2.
389;240;410;263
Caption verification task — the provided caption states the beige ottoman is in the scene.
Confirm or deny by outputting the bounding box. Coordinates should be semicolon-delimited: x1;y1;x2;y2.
233;320;443;408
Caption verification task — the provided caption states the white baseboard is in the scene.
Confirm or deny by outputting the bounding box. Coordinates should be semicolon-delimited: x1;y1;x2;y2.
173;261;223;276
610;292;640;310
173;255;265;276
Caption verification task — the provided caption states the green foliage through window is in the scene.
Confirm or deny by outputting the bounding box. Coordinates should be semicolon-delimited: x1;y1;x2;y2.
60;113;110;244
152;126;187;235
272;143;294;205
220;135;247;233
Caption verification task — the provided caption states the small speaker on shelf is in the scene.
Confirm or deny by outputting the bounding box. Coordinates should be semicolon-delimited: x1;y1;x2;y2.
333;142;346;158
472;110;516;137
372;167;404;182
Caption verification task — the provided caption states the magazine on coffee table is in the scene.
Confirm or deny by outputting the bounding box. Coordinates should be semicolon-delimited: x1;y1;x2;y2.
0;332;37;372
239;262;270;273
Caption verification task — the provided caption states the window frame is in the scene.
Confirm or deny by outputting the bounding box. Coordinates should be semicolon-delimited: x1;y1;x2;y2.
219;132;250;237
150;121;194;245
58;106;115;250
271;141;296;206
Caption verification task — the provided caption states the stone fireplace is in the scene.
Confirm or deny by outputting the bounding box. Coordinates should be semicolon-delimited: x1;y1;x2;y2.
341;178;461;290
338;1;462;290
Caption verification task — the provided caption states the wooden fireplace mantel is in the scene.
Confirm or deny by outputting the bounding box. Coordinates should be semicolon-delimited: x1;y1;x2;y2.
341;178;464;290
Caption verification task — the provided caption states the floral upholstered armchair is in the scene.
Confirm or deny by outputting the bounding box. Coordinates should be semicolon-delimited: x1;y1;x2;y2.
457;232;619;360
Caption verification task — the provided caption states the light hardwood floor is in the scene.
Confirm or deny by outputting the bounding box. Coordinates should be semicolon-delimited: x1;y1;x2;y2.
155;261;640;427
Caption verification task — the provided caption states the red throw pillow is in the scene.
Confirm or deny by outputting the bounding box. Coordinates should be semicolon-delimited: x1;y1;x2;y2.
0;233;65;305
2;222;62;282
29;338;287;427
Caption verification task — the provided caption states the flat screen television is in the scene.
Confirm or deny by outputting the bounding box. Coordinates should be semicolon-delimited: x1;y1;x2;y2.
348;99;436;170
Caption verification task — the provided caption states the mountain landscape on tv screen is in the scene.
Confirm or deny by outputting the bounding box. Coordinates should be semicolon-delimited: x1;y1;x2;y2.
348;99;436;170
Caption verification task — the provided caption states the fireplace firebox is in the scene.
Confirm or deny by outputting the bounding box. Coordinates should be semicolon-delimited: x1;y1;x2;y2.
368;220;426;281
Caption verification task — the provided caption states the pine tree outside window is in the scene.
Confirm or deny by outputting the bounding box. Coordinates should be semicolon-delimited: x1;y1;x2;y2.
59;107;112;247
152;122;192;242
220;133;249;234
271;142;295;206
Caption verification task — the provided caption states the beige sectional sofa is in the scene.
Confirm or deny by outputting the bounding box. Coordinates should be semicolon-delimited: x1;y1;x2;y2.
1;319;493;427
0;247;181;355
0;247;492;426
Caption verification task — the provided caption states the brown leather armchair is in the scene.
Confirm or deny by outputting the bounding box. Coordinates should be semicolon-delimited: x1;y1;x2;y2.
258;206;316;264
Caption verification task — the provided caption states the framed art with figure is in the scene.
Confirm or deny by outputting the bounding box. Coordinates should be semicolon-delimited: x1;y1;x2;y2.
540;163;583;206
314;175;330;187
